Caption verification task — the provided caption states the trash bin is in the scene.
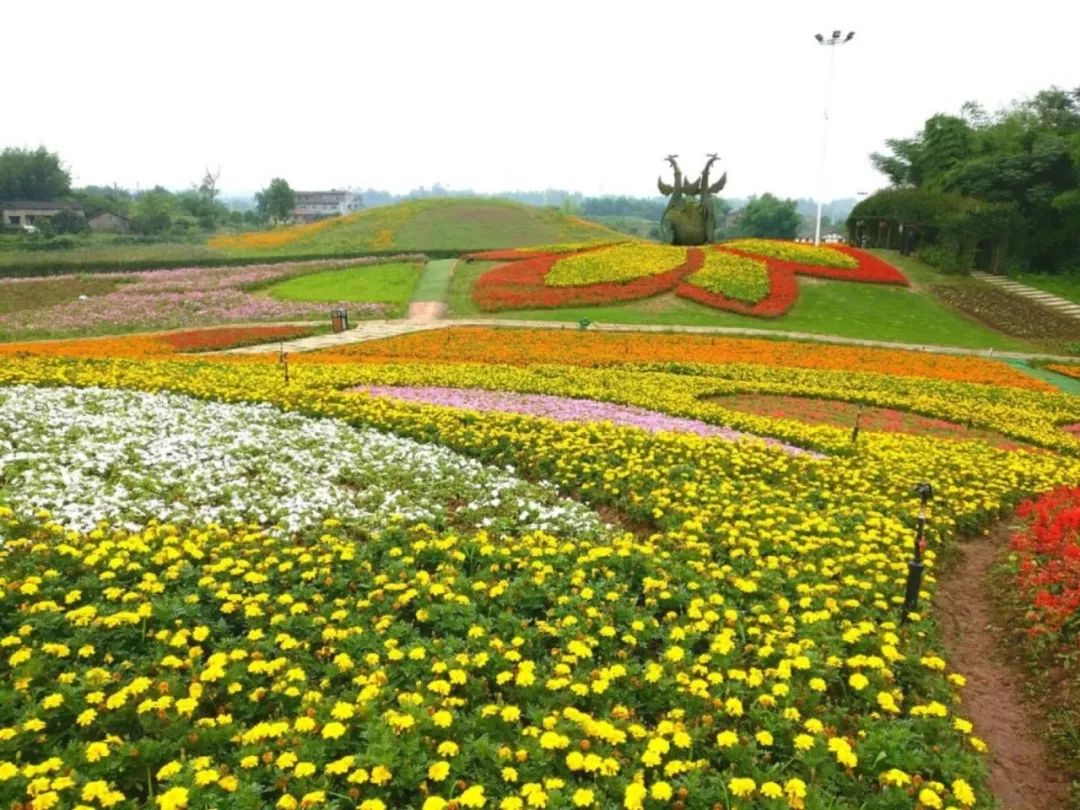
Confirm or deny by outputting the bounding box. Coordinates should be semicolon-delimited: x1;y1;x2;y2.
330;309;349;333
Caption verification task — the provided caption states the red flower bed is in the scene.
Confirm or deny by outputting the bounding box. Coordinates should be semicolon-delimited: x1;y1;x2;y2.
675;253;800;317
1011;487;1080;641
159;325;316;352
724;244;909;286
473;249;703;311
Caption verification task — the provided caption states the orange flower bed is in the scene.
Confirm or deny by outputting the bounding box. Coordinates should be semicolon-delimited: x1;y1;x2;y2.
305;326;1052;390
0;325;316;359
1048;363;1080;381
208;218;342;250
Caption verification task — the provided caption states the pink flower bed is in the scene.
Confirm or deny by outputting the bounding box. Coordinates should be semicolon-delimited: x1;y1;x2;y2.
354;385;817;456
0;258;403;334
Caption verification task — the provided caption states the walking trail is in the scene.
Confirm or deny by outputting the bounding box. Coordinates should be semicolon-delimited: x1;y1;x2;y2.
935;524;1071;809
972;271;1080;321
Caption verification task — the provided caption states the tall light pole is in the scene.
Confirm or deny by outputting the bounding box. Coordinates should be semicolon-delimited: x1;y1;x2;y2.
813;29;855;246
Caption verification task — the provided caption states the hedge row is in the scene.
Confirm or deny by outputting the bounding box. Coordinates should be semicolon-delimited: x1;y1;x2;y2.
0;248;477;278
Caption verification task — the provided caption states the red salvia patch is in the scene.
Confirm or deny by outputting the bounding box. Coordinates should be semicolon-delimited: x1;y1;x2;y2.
1011;487;1080;642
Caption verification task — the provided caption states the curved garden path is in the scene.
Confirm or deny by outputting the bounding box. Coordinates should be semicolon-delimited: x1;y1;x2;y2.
936;525;1072;809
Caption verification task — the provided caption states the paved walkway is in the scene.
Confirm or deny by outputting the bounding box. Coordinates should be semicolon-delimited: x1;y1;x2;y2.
218;316;1080;363
972;272;1080;320
406;259;456;322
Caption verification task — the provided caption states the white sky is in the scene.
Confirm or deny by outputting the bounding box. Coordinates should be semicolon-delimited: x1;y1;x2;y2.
6;0;1078;200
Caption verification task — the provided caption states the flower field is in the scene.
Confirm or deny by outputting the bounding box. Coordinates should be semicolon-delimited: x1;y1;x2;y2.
0;259;412;338
305;327;1052;391
1;335;1079;809
468;241;907;316
0;326;322;359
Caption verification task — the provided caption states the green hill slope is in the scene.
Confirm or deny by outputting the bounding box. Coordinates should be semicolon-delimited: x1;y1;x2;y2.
212;198;623;256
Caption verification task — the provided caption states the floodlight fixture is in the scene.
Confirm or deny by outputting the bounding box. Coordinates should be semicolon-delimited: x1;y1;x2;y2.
811;28;857;245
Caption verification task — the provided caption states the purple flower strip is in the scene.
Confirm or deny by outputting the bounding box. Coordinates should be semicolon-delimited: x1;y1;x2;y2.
356;385;815;456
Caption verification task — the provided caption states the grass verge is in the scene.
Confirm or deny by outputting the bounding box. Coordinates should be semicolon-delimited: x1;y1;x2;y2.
267;262;422;316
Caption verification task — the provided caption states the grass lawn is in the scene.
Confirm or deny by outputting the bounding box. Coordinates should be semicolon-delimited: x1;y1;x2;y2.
0;274;128;316
1011;272;1080;305
217;199;622;257
267;262;422;316
449;255;1037;351
411;259;456;302
0;239;223;274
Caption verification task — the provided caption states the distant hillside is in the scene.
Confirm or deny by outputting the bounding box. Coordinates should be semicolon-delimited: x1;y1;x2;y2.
210;198;622;256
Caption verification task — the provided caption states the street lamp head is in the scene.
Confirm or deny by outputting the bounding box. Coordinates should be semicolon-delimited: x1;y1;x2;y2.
832;29;841;39
845;31;855;42
815;33;824;43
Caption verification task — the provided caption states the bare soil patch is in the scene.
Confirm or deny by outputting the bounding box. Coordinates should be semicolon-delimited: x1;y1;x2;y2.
936;525;1072;809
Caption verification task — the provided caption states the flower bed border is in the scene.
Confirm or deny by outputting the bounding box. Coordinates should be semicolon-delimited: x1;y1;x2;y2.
472;248;703;311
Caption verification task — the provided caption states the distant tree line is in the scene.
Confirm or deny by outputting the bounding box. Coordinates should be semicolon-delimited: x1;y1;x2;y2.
852;86;1080;273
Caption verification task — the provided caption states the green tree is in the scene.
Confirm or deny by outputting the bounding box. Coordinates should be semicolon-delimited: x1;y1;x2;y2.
0;146;71;200
257;178;295;223
869;86;1080;271
737;194;801;238
130;187;175;235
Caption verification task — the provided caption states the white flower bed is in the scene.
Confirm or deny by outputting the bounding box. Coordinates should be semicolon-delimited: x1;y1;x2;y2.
0;385;603;537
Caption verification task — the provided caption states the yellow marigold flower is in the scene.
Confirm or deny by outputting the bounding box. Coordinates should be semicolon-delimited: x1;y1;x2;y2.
952;779;976;806
623;781;647;809
330;702;355;720
458;785;486;808
423;799;448;810
432;710;453;728
501;766;518;783
41;694;63;710
437;741;460;757
848;673;869;691
715;730;738;747
85;741;110;763
571;788;594;807
277;796;298;810
325;755;355;776
219;775;238;792
729;777;756;798
918;788;943;809
157;787;189;810
156;761;182;781
294;762;316;778
370;765;392;786
76;709;97;727
755;730;773;746
294;716;316;733
240;755;259;769
193;768;218;786
31;791;60;809
761;781;783;799
650;781;673;800
880;768;910;786
81;781;111;802
539;731;569;750
428;761;451;781
276;752;298;770
501;799;524;810
300;791;326;807
321;721;346;740
794;734;815;750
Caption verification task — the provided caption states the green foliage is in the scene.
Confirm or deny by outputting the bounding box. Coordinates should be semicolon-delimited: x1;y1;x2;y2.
50;209;88;235
0;146;70;201
257;178;295;223
736;194;801;239
130;188;175;235
867;86;1080;272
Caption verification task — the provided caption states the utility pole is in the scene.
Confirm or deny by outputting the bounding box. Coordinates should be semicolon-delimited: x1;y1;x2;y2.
813;30;855;246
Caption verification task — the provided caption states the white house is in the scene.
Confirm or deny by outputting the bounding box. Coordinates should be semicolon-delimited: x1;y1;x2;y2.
1;200;84;229
292;190;363;223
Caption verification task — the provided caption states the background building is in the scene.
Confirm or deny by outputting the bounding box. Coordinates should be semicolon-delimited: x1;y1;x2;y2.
292;190;363;223
1;200;84;229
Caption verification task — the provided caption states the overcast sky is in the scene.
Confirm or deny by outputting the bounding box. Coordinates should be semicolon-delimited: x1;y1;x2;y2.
6;0;1077;200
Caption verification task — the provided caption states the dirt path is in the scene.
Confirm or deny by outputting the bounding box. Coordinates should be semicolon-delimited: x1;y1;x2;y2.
935;525;1071;809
